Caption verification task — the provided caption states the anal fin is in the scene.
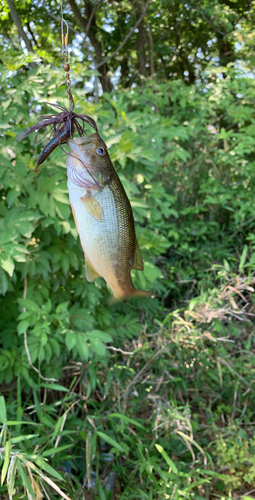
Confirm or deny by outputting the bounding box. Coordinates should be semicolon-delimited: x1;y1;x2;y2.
132;237;144;270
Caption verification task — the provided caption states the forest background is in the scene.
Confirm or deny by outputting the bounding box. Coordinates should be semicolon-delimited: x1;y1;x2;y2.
1;0;255;498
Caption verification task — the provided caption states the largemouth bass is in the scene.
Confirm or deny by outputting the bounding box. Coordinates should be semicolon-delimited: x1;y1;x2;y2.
66;132;148;300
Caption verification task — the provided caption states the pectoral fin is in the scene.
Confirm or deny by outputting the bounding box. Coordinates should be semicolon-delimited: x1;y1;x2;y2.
132;237;144;270
81;191;104;221
85;254;100;282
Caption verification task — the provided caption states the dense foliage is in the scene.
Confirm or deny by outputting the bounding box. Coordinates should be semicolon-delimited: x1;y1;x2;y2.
1;1;255;499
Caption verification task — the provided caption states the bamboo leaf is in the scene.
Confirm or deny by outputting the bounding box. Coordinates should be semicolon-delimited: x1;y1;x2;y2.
109;413;146;430
0;396;7;424
17;459;36;499
7;455;17;500
239;245;248;271
155;444;178;474
10;434;39;443
35;468;72;500
42;444;72;457
96;431;125;452
1;440;11;485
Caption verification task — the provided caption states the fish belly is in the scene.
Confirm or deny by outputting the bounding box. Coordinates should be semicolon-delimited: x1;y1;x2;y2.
68;182;134;297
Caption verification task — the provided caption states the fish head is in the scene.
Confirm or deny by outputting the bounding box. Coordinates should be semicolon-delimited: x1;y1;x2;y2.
66;133;112;189
67;133;110;172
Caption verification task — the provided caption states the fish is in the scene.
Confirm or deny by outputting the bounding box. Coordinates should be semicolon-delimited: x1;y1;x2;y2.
66;132;149;300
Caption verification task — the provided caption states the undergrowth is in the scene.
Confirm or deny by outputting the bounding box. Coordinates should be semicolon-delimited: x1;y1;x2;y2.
1;262;255;499
1;51;255;499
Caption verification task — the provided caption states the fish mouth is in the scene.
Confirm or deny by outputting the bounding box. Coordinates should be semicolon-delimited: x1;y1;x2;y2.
67;132;99;148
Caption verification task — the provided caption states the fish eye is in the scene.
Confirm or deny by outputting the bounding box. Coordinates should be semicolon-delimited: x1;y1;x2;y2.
96;147;105;156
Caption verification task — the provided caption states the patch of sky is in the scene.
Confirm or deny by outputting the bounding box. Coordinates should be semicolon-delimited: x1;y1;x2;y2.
207;38;217;47
235;41;245;51
111;66;121;89
211;56;220;63
101;17;115;33
197;48;204;60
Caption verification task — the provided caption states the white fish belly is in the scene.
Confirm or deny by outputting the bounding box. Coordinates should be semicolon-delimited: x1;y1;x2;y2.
68;182;121;281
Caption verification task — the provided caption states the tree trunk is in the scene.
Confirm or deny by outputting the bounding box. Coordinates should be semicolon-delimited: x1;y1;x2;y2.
216;34;235;67
132;0;147;77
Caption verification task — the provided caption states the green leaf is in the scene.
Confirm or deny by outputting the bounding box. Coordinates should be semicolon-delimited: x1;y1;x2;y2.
1;440;11;485
56;302;69;313
155;444;178;474
16;459;36;499
0;255;14;276
52;417;64;441
17;320;30;335
7;455;17;499
96;431;125;452
143;261;163;282
90;338;106;356
10;434;39;443
239;245;248;271
52;193;70;204
86;330;112;343
98;479;106;500
6;187;21;206
108;413;146;430
40;383;68;392
76;335;89;360
6;421;38;426
42;444;72;457
0;396;7;424
0;269;8;295
32;457;63;481
65;331;77;351
17;298;40;312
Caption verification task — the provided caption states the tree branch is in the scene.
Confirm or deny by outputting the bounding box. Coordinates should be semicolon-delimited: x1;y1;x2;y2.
146;15;155;75
41;4;99;102
96;0;151;69
85;0;101;37
68;0;112;91
6;0;37;68
26;22;39;49
68;0;88;32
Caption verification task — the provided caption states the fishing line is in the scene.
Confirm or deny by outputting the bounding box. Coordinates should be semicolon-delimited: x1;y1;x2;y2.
18;2;101;188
